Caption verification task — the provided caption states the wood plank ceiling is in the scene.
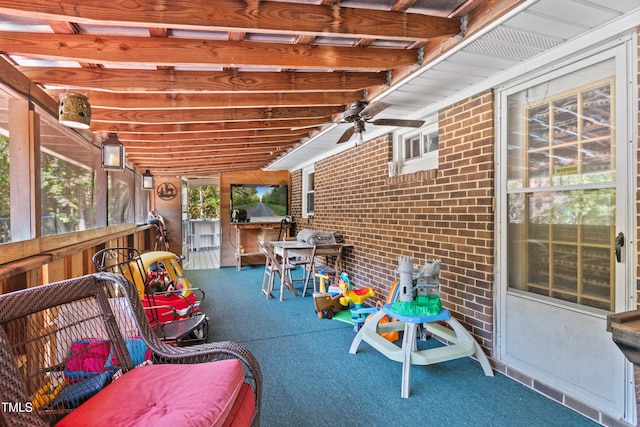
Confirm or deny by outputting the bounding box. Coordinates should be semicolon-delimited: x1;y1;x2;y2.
0;0;523;178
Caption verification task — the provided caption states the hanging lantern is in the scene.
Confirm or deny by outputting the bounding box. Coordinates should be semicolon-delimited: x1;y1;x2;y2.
142;169;154;190
58;93;91;129
101;131;125;170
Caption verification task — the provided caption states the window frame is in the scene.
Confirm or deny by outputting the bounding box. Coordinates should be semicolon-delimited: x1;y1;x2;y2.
302;164;314;218
394;117;439;175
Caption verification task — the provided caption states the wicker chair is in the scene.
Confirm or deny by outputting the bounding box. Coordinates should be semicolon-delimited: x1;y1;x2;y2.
0;272;262;427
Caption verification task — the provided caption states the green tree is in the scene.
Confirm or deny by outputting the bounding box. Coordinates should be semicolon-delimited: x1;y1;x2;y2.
188;185;220;219
40;151;95;234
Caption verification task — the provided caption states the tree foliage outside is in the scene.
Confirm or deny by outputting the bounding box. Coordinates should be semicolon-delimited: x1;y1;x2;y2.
41;151;96;235
188;185;219;219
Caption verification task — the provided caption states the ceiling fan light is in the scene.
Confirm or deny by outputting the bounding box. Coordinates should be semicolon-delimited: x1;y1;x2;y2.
354;131;364;146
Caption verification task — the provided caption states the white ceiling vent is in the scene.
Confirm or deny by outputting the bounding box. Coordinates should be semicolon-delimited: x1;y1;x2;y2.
466;26;563;61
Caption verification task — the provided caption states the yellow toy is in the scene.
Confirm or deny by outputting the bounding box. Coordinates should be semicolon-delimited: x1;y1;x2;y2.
32;379;66;410
338;277;375;307
314;272;330;294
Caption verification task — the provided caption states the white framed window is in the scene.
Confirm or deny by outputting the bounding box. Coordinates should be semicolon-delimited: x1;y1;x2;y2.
302;164;314;217
394;118;439;175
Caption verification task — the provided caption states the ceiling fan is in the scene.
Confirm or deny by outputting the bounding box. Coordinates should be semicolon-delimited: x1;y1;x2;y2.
335;100;425;145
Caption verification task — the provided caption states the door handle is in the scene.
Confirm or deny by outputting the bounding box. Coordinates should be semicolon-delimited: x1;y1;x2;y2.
615;232;624;263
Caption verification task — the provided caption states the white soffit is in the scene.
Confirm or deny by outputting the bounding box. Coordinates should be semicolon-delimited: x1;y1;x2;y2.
266;0;640;172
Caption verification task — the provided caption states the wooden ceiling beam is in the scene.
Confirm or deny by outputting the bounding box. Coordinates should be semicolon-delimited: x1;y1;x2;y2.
47;90;360;110
117;129;310;142
126;144;293;156
133;157;283;167
90;118;327;134
141;156;279;165
2;32;417;71
124;138;304;150
89;106;341;124
0;0;462;42
136;157;272;168
21;68;386;93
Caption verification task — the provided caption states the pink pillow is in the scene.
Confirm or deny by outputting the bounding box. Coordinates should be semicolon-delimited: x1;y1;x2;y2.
56;360;248;427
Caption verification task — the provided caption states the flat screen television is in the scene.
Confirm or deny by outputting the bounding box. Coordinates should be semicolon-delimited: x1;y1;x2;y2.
230;184;288;223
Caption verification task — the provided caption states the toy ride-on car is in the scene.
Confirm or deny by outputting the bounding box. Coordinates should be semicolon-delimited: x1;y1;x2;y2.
93;247;208;346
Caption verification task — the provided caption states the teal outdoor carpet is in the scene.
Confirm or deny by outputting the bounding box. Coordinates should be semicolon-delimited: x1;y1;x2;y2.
187;266;600;427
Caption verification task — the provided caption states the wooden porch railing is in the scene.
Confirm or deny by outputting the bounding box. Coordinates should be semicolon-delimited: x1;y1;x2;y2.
0;224;155;293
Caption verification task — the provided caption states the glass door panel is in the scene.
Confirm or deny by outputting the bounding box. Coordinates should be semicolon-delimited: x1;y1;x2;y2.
506;58;616;311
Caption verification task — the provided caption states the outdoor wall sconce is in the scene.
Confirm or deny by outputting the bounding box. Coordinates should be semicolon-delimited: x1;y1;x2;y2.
58;92;91;129
142;169;154;190
101;130;125;170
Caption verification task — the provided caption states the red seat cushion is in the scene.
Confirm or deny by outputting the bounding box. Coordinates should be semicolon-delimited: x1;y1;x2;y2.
55;359;252;427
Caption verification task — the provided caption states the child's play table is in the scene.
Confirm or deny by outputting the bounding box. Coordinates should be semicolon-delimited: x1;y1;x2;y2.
349;305;494;398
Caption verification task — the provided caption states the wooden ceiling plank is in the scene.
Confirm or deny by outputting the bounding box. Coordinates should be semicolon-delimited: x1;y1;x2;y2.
49;90;360;110
126;147;293;158
139;158;271;168
0;0;462;42
137;160;281;169
89;106;340;124
20;68;386;93
124;138;304;149
126;148;296;157
90;118;327;133
117;129;311;142
2;32;417;71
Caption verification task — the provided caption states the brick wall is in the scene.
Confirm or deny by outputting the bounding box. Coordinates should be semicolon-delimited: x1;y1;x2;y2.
291;90;496;352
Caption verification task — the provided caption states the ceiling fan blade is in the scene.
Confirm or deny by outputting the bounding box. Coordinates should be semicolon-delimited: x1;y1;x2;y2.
371;118;426;127
359;101;391;120
336;127;355;144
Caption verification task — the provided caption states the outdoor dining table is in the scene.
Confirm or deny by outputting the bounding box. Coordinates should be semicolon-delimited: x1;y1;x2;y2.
269;240;315;298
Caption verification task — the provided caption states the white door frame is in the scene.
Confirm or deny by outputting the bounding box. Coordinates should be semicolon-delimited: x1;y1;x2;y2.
494;35;638;422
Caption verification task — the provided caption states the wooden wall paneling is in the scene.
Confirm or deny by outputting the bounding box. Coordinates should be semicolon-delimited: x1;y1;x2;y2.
4;273;26;293
26;268;40;289
44;257;65;284
83;248;95;274
152;176;183;256
65;251;84;278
